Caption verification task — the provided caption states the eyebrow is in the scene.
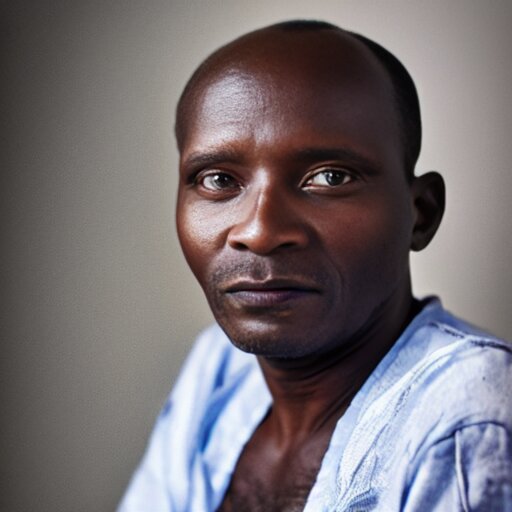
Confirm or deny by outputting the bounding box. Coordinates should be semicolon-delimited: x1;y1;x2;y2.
293;148;382;174
181;149;242;170
182;146;381;174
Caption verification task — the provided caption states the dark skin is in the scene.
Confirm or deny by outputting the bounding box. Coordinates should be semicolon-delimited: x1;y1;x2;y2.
176;27;444;512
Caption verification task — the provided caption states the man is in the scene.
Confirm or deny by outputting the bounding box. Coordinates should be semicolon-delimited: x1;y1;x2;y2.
119;20;512;511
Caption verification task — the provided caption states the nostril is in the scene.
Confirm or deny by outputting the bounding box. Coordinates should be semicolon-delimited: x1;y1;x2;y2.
228;239;251;251
226;217;309;255
278;241;298;250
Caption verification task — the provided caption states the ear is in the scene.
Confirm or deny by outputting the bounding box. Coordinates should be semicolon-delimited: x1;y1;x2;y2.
410;171;445;251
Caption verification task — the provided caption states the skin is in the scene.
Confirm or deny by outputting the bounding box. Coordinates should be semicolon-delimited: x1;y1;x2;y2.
176;27;444;512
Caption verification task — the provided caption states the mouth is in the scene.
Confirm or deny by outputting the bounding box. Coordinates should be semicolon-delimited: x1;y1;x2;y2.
223;278;321;308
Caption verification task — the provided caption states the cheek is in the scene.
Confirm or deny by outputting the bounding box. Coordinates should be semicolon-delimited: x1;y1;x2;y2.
322;197;413;286
176;198;231;281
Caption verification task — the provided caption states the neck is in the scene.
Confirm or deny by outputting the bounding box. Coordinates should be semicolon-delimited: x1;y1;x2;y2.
257;284;418;445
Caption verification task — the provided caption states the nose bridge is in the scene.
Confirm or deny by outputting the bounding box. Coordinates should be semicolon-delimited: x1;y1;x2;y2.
227;174;308;254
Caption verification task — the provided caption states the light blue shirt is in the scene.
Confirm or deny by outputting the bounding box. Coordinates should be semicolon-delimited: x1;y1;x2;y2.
118;298;512;511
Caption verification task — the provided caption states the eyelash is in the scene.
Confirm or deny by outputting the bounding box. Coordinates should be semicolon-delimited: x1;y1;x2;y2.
302;169;355;188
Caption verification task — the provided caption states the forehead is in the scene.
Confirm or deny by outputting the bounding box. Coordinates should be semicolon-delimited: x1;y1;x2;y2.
178;29;402;169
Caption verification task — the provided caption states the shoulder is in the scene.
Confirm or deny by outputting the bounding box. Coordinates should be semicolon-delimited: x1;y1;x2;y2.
407;306;512;427
385;302;512;487
365;299;512;429
117;324;263;511
339;303;512;510
349;300;512;479
398;312;512;510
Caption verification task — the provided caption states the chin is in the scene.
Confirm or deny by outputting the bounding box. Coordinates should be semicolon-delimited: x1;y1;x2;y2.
232;339;314;360
218;319;332;360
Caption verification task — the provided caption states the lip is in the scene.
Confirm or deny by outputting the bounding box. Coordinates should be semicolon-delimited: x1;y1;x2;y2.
224;278;320;308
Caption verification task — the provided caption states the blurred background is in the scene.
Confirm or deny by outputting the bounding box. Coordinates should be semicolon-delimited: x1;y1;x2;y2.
2;1;511;510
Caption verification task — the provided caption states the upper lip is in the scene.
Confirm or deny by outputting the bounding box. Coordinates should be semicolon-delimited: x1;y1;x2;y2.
224;278;320;293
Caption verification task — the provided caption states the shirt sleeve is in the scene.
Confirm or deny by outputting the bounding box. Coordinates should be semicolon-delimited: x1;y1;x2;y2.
116;325;234;512
403;422;512;511
116;411;174;512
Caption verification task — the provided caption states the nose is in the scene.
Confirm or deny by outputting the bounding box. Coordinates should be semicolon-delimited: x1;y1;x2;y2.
227;185;309;255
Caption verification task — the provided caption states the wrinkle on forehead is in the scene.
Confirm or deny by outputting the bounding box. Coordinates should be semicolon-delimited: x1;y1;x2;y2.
190;72;301;154
182;79;400;167
177;28;401;163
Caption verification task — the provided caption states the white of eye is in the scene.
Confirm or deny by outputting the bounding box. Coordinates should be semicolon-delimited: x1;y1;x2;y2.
200;173;239;191
305;170;353;187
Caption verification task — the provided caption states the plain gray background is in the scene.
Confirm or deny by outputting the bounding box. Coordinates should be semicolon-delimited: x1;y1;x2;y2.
2;1;511;511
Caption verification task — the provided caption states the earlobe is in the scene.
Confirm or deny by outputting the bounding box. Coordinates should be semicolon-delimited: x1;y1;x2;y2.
410;171;445;251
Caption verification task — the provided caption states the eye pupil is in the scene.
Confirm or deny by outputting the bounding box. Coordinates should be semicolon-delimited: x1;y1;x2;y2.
325;171;345;186
214;174;230;187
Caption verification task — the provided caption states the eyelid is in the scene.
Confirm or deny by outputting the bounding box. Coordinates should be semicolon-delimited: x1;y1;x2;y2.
301;166;357;187
194;169;242;193
191;168;223;184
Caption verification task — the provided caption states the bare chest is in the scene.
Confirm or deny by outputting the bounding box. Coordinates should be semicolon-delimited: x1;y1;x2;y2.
217;427;331;512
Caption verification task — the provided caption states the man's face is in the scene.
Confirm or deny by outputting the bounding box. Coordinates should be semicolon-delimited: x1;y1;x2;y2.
176;32;415;359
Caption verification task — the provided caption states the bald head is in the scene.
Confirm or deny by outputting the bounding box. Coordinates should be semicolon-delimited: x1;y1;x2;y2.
175;20;422;178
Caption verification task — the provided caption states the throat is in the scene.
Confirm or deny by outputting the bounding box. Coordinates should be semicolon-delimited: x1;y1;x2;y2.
255;292;420;440
255;339;381;441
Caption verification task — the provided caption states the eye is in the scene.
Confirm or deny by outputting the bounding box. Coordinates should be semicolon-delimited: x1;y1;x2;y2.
198;172;240;191
303;169;354;188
